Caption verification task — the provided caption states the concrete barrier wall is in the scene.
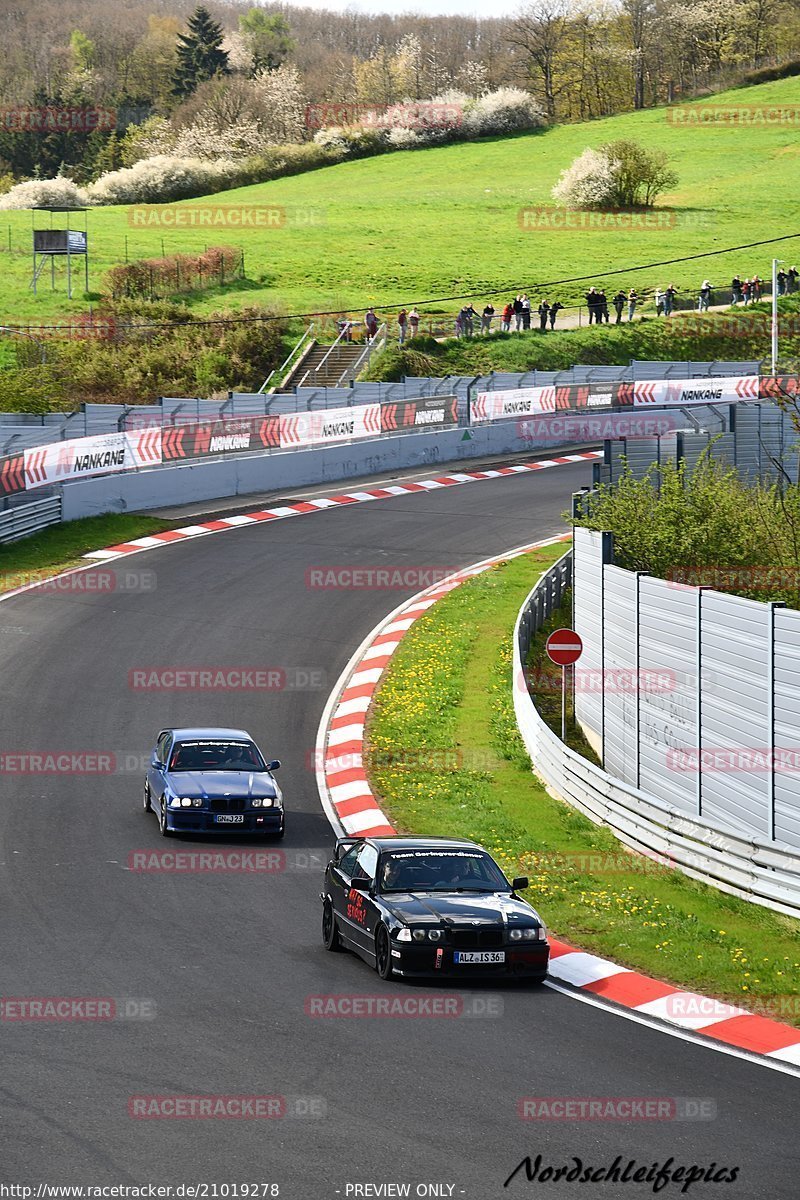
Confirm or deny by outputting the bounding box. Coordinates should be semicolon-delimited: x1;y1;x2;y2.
59;424;587;521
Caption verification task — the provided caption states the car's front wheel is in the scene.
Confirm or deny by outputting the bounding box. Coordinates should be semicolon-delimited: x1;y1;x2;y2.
322;901;341;952
143;781;152;813
375;925;393;980
158;800;174;838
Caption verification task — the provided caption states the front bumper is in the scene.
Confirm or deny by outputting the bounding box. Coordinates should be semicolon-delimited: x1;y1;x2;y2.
390;940;550;979
165;809;284;835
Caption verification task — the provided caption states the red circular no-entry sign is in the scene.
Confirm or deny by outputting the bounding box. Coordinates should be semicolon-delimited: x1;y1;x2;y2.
545;628;583;667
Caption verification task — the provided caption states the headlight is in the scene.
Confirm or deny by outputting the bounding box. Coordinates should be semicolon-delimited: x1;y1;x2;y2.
510;927;541;941
252;798;274;808
412;929;426;942
169;797;182;808
180;797;192;808
396;929;412;942
510;929;523;941
427;930;443;942
192;798;203;808
538;923;547;940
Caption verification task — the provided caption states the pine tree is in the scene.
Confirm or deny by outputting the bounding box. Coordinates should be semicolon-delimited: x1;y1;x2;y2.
172;7;230;100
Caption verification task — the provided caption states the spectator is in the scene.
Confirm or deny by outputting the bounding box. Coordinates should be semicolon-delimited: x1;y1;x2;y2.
777;269;788;297
481;303;495;334
752;275;762;301
549;301;563;330
598;289;610;323
501;300;514;332
731;275;742;305
613;290;626;324
628;288;638;321
513;294;524;331
788;266;799;293
742;278;751;306
697;280;712;312
365;307;379;340
455;309;464;338
521;294;531;330
408;307;420;338
397;308;407;345
585;286;599;324
664;283;678;316
655;287;664;316
465;303;477;335
538;300;550;331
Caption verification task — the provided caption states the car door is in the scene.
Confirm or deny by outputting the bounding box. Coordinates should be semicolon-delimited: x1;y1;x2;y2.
148;731;171;806
347;842;380;959
329;843;361;947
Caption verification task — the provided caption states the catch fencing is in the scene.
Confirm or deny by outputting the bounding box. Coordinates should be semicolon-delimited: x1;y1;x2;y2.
514;551;800;919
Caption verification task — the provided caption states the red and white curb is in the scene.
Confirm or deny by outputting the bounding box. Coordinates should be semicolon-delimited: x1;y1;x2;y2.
314;540;800;1076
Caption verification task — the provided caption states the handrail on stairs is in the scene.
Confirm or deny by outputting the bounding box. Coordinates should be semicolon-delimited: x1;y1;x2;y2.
258;323;314;394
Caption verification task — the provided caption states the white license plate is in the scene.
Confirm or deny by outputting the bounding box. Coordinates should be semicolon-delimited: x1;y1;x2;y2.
453;951;505;964
215;814;244;824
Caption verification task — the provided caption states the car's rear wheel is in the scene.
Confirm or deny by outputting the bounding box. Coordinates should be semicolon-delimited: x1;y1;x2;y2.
375;925;393;980
322;901;341;952
158;800;174;838
143;781;152;813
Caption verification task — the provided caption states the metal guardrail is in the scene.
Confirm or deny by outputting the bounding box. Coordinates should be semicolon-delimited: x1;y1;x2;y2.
0;494;61;543
513;549;800;919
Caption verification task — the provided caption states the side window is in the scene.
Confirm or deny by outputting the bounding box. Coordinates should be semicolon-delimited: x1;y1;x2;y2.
156;732;171;763
355;843;379;882
337;845;360;877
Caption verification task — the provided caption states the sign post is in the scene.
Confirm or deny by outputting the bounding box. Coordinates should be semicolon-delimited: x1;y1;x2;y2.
545;628;583;740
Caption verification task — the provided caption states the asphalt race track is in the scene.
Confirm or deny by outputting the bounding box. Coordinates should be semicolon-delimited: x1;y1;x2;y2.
0;460;797;1199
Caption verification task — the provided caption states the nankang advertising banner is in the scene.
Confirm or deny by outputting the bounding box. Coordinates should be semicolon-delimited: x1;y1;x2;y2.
161;417;280;461
472;387;567;421
631;376;759;407
381;395;458;431
23;429;162;488
280;404;381;448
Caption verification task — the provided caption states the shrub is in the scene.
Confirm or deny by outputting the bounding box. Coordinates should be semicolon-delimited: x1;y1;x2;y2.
552;148;617;209
462;87;546;136
741;58;800;85
106;246;244;300
552;140;677;209
0;175;89;210
87;155;238;205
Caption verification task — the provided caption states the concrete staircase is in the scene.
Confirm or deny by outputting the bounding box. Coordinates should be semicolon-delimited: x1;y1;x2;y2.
275;341;365;392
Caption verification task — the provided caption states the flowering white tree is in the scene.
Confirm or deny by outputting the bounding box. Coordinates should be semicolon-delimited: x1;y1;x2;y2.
87;156;238;205
0;176;89;209
251;65;307;144
551;147;618;208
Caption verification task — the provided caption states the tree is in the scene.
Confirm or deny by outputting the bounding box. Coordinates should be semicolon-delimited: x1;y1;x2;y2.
620;0;658;109
172;7;230;100
508;1;573;121
239;10;294;75
602;139;678;206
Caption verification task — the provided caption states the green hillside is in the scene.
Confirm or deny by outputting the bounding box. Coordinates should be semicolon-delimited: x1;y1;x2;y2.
1;76;800;325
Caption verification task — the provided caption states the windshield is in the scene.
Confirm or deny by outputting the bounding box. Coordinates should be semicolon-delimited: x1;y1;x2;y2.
168;740;266;772
379;849;509;893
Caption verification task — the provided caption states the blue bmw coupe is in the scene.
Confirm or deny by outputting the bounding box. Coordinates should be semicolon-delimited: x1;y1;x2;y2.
143;727;284;838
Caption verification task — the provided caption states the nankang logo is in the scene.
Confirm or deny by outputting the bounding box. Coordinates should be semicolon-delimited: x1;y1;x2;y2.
73;450;125;472
414;410;444;424
209;434;250;452
680;388;723;402
322;420;354;437
503;400;532;414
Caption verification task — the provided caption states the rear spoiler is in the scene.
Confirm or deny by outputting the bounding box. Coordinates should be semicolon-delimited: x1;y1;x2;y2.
333;835;361;863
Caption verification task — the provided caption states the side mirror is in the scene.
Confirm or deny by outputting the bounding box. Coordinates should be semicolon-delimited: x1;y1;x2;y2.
150;753;164;770
350;874;372;892
268;759;281;771
511;876;529;892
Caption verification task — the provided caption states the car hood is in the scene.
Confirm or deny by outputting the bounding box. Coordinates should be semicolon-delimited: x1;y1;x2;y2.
384;891;541;926
164;770;277;799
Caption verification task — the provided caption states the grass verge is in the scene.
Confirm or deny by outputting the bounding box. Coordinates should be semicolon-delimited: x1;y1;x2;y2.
0;512;173;594
366;547;800;1024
